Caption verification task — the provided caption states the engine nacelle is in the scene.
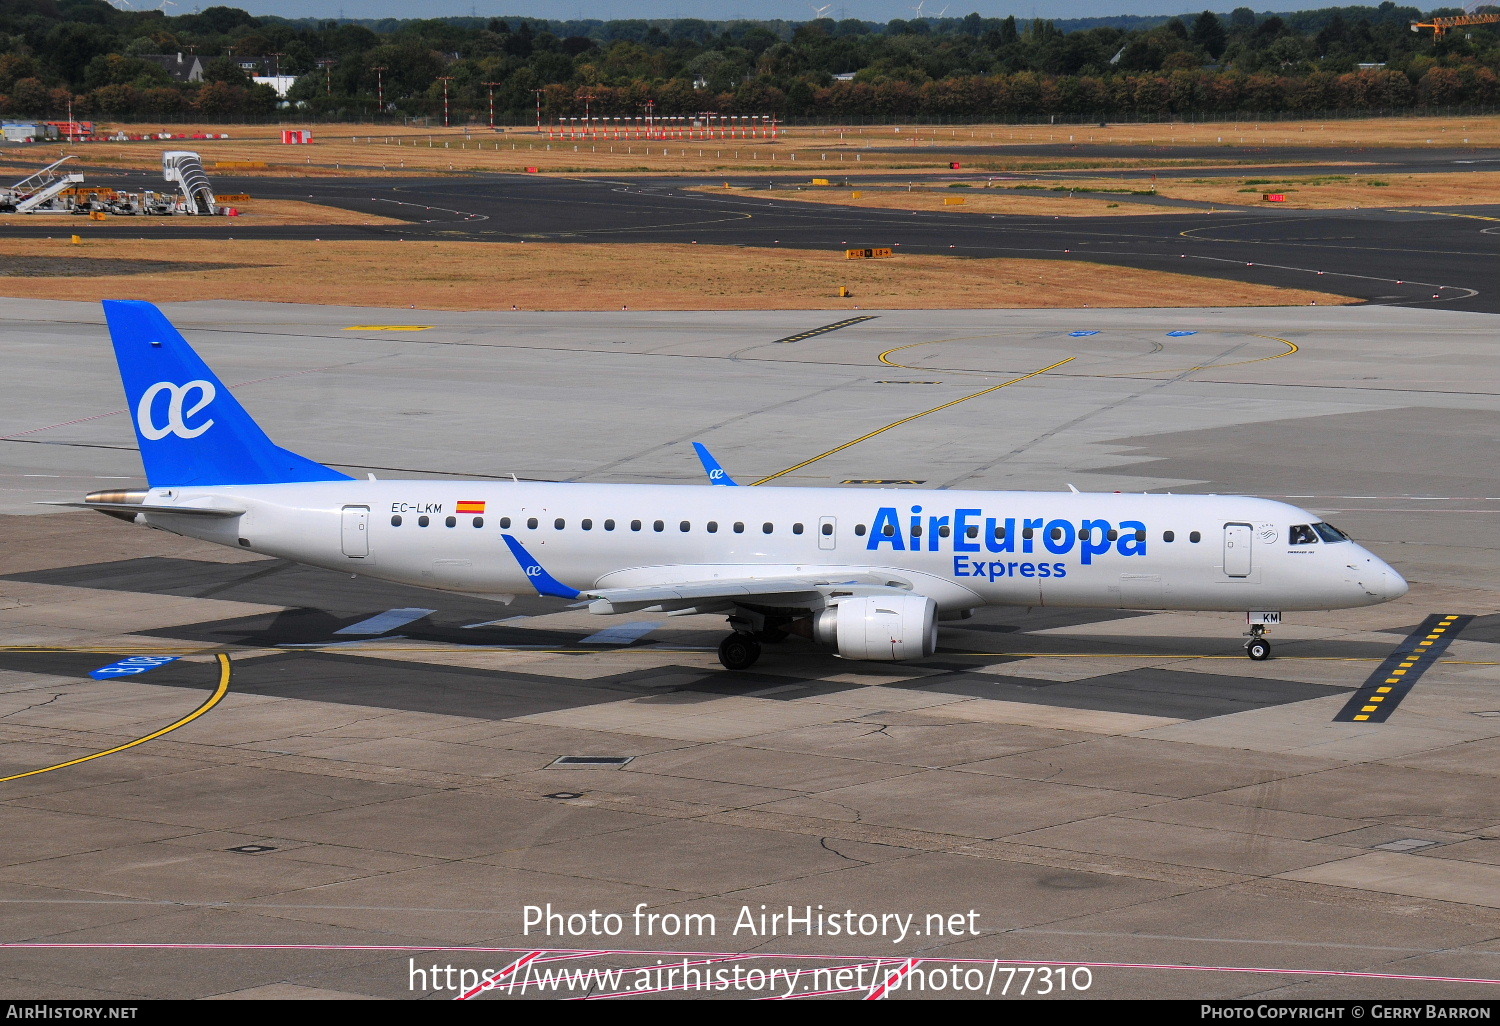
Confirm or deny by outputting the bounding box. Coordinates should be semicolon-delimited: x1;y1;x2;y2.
813;594;938;661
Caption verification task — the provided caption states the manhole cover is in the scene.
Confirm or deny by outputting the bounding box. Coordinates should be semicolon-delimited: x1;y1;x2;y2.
549;756;633;768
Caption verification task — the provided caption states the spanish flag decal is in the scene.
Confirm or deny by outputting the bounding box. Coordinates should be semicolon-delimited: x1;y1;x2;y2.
456;500;486;515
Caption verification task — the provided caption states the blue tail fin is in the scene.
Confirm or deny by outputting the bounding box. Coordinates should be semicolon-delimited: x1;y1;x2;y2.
103;300;351;487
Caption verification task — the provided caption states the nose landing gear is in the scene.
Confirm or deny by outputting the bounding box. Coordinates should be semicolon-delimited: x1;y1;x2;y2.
1244;623;1272;661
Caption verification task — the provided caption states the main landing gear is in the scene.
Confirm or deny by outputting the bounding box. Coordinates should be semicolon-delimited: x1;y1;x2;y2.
1244;624;1272;661
718;633;762;670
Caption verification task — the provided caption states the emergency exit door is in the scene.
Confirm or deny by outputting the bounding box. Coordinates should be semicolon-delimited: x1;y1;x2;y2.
1223;523;1252;578
818;516;837;550
341;505;369;557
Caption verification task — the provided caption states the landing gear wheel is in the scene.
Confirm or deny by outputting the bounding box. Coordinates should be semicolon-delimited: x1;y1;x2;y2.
718;634;762;670
1246;638;1271;661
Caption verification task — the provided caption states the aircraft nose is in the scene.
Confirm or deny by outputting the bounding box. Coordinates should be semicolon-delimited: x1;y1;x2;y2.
1382;565;1410;600
1349;551;1407;602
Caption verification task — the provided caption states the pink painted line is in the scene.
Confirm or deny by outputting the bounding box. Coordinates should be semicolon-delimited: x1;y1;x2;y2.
3;943;1498;987
867;959;920;1000
455;949;543;1001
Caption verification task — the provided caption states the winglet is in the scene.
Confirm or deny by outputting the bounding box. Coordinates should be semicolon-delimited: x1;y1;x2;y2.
692;442;738;486
501;534;582;599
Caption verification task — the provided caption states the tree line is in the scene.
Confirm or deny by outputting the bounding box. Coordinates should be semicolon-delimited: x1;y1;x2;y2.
0;0;1497;121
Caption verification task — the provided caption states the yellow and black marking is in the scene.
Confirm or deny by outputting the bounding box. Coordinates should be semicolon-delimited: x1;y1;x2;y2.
773;315;878;344
841;479;925;485
875;380;942;385
1333;614;1471;723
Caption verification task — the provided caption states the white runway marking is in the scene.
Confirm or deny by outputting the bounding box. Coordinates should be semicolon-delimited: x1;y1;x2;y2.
333;608;437;635
578;622;661;645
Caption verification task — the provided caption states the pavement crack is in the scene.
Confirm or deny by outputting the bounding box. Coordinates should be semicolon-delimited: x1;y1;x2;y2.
819;836;870;864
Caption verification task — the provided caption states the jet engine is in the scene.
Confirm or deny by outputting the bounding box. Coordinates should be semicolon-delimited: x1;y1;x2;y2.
812;594;938;661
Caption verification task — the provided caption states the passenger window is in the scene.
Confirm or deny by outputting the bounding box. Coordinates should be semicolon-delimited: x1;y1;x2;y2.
526;517;538;529
855;524;867;536
653;520;665;532
734;522;745;533
762;522;773;534
500;516;511;528
995;526;1007;540
1289;524;1318;545
793;523;804;535
881;524;894;537
965;526;977;539
1135;530;1145;542
473;517;483;528
912;525;923;538
554;518;565;530
391;515;402;526
680;521;691;532
445;516;456;528
1189;531;1201;543
824;523;835;536
1022;527;1032;539
1107;529;1118;541
418;515;430;527
707;521;718;533
604;519;615;531
1050;527;1062;541
581;519;592;530
1312;522;1349;543
940;526;951;538
631;520;642;531
1163;530;1174;542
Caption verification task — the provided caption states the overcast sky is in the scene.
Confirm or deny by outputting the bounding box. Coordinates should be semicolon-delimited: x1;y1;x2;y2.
228;2;1311;23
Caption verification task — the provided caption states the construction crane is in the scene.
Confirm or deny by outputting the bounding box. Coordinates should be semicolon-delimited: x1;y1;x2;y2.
1412;2;1500;36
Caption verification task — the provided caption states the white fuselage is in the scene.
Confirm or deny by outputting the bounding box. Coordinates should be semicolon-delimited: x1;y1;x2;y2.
134;481;1406;614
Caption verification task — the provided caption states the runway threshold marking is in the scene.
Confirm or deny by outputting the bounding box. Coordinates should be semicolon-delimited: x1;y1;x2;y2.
773;315;878;344
1333;614;1472;723
0;653;230;784
749;357;1074;486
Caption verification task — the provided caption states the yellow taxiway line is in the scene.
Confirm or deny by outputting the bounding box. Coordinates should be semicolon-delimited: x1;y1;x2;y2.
0;653;231;783
749;356;1075;485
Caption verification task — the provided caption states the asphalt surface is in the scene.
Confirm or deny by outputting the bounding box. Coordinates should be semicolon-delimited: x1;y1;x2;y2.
9;162;1496;313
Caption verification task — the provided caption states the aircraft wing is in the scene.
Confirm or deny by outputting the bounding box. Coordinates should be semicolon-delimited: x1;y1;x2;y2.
581;573;912;615
500;533;910;614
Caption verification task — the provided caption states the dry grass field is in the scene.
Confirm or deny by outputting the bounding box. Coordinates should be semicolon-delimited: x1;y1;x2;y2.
19;113;1492;179
0;236;1352;311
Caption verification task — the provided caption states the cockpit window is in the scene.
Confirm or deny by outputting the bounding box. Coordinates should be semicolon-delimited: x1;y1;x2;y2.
1289;524;1318;545
1312;522;1350;543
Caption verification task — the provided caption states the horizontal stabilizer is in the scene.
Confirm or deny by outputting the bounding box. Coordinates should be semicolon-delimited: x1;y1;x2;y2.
39;500;244;517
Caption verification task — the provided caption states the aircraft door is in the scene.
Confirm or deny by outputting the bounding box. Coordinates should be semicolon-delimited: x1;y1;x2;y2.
341;505;369;557
818;516;836;551
1222;522;1252;578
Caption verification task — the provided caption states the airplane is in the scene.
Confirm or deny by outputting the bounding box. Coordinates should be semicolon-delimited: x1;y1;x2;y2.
55;301;1409;671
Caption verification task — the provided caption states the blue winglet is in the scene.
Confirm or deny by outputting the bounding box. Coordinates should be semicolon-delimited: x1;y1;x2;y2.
692;442;738;486
501;534;582;599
